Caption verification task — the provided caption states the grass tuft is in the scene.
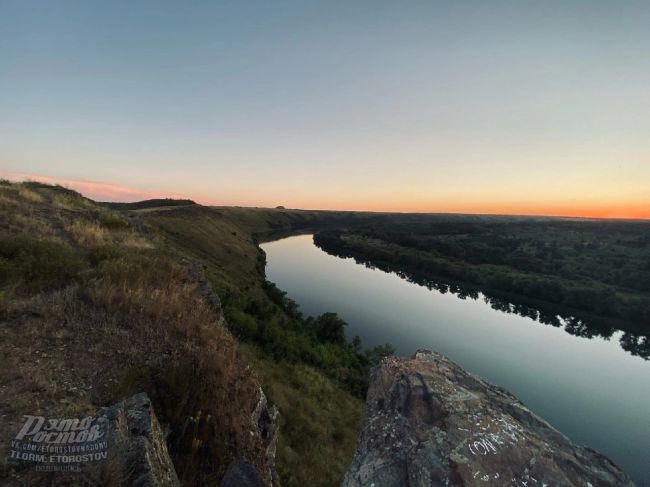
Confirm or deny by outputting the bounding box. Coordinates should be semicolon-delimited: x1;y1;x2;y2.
17;186;44;203
67;219;108;246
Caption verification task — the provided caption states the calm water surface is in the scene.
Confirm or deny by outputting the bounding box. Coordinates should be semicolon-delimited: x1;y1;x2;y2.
261;234;650;485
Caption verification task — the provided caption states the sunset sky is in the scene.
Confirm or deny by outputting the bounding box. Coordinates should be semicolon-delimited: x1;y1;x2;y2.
1;1;649;218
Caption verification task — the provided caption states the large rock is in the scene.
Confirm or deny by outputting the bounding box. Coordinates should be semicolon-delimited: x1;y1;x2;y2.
217;387;279;487
102;392;180;486
220;459;267;487
2;393;180;486
251;387;280;486
343;350;634;487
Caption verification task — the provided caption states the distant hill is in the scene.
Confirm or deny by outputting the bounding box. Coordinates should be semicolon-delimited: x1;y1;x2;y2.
101;198;197;210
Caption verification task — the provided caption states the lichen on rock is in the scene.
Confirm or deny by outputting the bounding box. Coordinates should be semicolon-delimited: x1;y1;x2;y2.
343;350;634;487
102;392;180;487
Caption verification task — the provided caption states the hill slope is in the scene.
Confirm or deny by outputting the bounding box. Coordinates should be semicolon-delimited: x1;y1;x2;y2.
137;204;376;486
0;182;374;486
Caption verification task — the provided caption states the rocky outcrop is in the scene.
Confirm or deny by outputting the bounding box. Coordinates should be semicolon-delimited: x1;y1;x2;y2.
251;387;280;486
221;459;267;487
185;261;280;486
186;260;225;326
3;393;180;486
102;393;180;486
343;350;634;487
110;389;279;487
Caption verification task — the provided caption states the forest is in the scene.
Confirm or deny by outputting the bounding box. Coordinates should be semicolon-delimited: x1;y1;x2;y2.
314;217;650;336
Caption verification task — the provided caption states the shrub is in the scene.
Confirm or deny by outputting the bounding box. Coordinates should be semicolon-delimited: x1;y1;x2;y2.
224;306;259;340
307;312;347;345
0;235;84;291
67;219;108;246
99;212;130;230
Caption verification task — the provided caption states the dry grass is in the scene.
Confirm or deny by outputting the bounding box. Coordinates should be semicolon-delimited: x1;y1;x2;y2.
50;190;96;211
17;186;44;203
52;193;79;210
67;219;109;246
65;216;153;250
11;213;56;236
85;255;269;484
0;181;273;486
0;192;17;206
120;233;153;249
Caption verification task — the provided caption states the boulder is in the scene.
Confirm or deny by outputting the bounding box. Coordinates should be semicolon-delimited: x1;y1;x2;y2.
101;392;180;487
221;459;267;487
251;387;280;486
2;393;180;486
343;350;634;487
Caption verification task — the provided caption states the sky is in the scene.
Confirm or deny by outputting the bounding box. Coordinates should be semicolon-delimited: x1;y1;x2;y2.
1;0;649;218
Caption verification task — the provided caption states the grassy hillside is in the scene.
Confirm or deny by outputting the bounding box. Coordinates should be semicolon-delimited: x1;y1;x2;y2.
0;182;295;485
139;205;377;486
0;182;376;486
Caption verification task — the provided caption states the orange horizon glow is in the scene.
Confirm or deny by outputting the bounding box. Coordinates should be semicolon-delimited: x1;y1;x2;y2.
2;170;648;221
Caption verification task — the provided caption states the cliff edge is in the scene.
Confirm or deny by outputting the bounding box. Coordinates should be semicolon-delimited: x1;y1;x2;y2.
343;350;633;487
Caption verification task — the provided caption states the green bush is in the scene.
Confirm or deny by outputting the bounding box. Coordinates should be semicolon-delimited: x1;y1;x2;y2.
225;306;259;340
0;235;84;291
220;285;386;398
99;212;130;230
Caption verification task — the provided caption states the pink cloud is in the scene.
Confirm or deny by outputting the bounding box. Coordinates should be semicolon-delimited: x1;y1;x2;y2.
0;170;190;203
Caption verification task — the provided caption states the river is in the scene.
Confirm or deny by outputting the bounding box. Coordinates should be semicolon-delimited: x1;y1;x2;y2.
261;234;650;485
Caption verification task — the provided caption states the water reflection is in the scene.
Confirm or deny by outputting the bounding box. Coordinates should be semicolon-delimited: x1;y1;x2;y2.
262;234;650;484
321;247;650;360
